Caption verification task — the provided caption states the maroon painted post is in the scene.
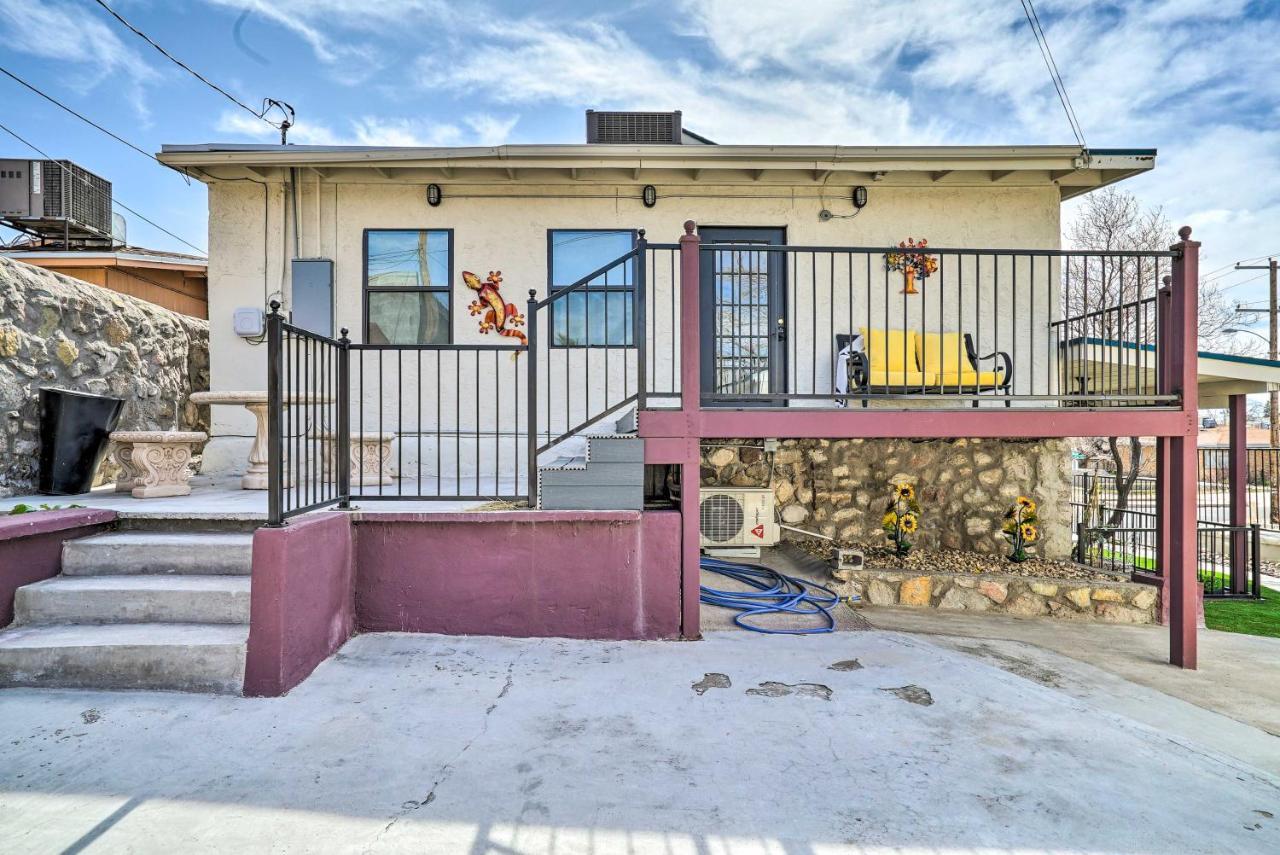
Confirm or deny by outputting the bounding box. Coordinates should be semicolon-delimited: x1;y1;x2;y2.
1229;393;1248;594
678;221;702;639
1167;226;1201;669
1155;280;1171;622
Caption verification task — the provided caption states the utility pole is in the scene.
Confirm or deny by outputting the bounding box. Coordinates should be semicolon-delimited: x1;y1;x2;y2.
1237;257;1280;522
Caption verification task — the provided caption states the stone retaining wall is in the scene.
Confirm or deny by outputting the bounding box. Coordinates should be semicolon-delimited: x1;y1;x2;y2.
0;257;209;496
842;569;1158;623
701;437;1073;559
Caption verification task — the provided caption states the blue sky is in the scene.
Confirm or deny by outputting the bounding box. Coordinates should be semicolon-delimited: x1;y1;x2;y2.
2;0;1279;320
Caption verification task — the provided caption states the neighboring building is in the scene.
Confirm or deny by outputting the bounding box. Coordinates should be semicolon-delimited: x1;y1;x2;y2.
0;245;208;318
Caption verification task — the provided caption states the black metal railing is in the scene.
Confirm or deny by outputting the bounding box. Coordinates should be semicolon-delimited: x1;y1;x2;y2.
1077;451;1280;534
347;342;526;502
267;305;347;523
1071;497;1262;599
525;235;679;492
695;243;1180;408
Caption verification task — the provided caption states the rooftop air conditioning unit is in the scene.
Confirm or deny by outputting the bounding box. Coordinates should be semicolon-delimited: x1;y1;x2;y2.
0;158;112;242
586;110;683;144
699;488;779;557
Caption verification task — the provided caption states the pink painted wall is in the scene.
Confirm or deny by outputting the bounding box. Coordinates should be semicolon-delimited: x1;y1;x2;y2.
354;511;682;640
0;508;115;627
245;513;355;697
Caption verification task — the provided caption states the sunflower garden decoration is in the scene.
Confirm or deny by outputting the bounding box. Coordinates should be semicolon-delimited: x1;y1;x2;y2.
1002;496;1040;562
882;482;922;558
885;237;938;295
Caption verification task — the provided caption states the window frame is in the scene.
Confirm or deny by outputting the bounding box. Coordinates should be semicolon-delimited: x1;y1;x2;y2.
362;227;454;345
546;227;638;349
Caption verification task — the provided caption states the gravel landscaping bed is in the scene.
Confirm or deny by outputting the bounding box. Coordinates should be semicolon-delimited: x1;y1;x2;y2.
796;539;1128;582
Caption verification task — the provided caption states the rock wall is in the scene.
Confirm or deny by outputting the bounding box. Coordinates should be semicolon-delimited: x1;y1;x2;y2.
701;437;1073;559
843;569;1158;623
0;257;209;496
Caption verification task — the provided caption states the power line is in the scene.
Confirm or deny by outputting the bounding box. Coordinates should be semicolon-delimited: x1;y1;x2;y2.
0;64;195;182
1019;0;1087;149
0;120;206;255
90;0;294;141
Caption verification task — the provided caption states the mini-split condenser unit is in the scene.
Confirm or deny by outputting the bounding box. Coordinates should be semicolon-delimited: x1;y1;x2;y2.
699;488;779;556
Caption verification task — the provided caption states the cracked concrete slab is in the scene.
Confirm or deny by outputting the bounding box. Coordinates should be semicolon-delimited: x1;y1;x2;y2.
1;630;1279;853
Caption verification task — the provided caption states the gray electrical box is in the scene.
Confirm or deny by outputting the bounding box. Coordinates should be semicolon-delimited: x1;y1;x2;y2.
291;258;334;337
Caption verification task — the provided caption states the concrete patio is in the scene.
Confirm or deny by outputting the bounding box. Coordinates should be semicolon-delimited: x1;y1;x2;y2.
0;473;506;520
1;630;1277;853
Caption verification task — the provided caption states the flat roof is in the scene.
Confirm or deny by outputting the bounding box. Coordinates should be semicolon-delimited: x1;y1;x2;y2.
0;246;207;269
156;143;1155;200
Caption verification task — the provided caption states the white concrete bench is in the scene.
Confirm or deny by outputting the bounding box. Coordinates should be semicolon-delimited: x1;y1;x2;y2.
321;432;395;487
109;431;207;498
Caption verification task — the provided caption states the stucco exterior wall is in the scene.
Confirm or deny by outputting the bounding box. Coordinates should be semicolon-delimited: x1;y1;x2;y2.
203;178;1061;471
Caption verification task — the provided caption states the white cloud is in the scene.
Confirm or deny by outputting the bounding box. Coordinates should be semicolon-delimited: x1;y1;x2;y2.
214;110;518;147
196;0;1280;276
0;0;160;119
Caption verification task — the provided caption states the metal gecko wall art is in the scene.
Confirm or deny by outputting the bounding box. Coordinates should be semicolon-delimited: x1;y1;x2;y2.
463;270;526;346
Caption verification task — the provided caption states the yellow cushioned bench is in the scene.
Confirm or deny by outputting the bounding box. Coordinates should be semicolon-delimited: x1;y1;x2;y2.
850;327;1012;399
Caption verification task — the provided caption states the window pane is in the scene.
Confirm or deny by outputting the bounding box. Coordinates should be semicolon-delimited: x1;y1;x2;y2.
549;229;634;345
552;291;633;347
550;230;633;287
367;291;449;344
366;230;449;288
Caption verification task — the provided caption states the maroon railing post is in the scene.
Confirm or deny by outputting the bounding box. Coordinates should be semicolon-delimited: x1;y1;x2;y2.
1229;393;1248;593
1166;226;1200;669
678;221;702;639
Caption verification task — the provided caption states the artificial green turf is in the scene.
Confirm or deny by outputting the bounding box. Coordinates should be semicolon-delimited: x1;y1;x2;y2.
1204;592;1280;639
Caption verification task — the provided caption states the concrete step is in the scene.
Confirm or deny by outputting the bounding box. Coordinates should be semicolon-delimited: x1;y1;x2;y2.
62;532;254;577
0;623;248;694
14;576;251;626
585;436;645;463
539;483;644;511
539;461;644;487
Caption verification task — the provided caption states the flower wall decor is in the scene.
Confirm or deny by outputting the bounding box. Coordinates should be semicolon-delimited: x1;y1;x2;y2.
885;237;938;295
1001;496;1040;562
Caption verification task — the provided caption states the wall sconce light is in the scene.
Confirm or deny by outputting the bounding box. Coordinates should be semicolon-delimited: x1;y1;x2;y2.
426;183;443;207
852;185;868;208
642;185;657;208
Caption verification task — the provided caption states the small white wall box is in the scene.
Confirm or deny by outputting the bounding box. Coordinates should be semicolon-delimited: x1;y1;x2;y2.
233;307;265;337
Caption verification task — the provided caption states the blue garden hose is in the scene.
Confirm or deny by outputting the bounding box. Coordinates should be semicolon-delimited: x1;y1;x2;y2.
699;555;842;634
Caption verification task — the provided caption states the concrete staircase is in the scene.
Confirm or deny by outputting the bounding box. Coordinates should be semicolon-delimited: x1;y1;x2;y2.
538;434;645;510
0;532;252;694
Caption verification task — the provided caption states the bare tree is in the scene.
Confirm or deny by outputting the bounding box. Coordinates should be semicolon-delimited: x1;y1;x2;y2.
1062;188;1255;543
1064;187;1256;354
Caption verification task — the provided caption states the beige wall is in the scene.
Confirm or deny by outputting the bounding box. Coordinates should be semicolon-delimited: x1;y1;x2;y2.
204;177;1061;458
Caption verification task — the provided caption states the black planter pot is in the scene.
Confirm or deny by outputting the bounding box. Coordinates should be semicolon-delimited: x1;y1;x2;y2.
37;388;125;495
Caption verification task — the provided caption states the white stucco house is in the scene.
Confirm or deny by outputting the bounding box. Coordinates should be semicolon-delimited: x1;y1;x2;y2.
157;110;1156;492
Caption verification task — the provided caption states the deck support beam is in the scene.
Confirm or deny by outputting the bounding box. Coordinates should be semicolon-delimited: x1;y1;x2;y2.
1164;227;1201;669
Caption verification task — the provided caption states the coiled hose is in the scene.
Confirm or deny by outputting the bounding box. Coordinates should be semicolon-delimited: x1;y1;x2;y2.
699;555;841;634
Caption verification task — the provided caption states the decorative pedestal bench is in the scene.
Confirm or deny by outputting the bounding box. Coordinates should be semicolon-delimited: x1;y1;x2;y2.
109;431;207;498
322;432;396;487
190;391;331;490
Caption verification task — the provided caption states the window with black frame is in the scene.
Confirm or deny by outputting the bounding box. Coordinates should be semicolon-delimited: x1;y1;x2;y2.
364;229;452;344
548;229;635;347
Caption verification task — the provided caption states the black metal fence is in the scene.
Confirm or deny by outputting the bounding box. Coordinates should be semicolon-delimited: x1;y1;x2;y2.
696;243;1180;408
266;310;347;523
1078;449;1280;535
1071;470;1263;598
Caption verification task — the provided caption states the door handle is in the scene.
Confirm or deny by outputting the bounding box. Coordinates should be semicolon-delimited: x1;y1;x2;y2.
774;318;786;342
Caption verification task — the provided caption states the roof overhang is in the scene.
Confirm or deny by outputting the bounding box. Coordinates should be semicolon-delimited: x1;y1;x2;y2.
1063;338;1280;408
0;250;207;272
157;143;1154;200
